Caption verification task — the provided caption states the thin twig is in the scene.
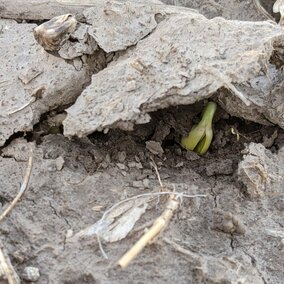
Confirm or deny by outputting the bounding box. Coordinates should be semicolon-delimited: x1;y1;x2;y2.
0;152;33;222
224;82;251;107
0;241;20;284
96;234;108;260
117;193;180;268
150;158;163;188
150;158;165;207
162;237;200;261
8;97;36;116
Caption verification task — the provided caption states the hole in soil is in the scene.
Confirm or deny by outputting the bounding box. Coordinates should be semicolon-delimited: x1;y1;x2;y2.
3;100;282;165
68;36;80;43
16;19;47;25
87;102;282;161
0;131;26;152
30;109;69;144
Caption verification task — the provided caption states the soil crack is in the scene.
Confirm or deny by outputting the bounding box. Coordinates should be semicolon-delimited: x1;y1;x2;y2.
242;250;268;284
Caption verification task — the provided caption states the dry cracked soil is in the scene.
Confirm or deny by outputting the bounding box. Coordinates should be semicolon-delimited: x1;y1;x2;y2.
0;1;284;284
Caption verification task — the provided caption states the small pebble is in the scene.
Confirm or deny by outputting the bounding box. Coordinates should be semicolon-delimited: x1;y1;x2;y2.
143;169;152;175
55;156;65;171
262;130;278;148
146;140;164;155
116;163;127;170
138;151;146;162
128;162;137;168
185;151;200;161
100;161;109;169
143;179;150;188
128;162;143;169
105;154;111;163
73;57;83;70
175;148;182;156
120;170;127;176
117;151;126;163
66;229;74;239
175;162;184;168
212;210;246;235
135;162;143;169
46;162;57;172
126;80;137;92
132;181;144;188
22;266;40;282
136;173;147;180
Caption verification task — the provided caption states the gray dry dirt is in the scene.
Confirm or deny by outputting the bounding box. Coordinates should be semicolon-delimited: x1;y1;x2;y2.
1;106;284;284
0;1;284;284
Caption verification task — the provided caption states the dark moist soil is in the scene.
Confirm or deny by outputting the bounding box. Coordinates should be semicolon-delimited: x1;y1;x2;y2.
0;104;283;284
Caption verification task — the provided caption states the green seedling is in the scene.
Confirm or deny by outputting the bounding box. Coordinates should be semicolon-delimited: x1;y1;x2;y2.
181;102;217;155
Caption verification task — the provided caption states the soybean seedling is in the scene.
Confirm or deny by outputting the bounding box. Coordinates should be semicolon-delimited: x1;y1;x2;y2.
181;101;217;155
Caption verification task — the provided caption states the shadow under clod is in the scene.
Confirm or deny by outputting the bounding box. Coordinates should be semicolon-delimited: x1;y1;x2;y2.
27;100;283;179
85;101;282;174
5;98;283;184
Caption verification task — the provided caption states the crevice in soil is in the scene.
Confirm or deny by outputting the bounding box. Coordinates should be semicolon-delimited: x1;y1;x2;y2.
229;234;235;251
4;100;283;159
49;201;61;219
0;132;28;153
243;250;268;284
209;179;218;208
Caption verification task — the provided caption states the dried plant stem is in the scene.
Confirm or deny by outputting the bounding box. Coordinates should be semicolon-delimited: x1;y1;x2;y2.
0;153;33;222
224;81;251;107
150;157;163;188
117;193;179;268
8;97;36;116
0;241;20;284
